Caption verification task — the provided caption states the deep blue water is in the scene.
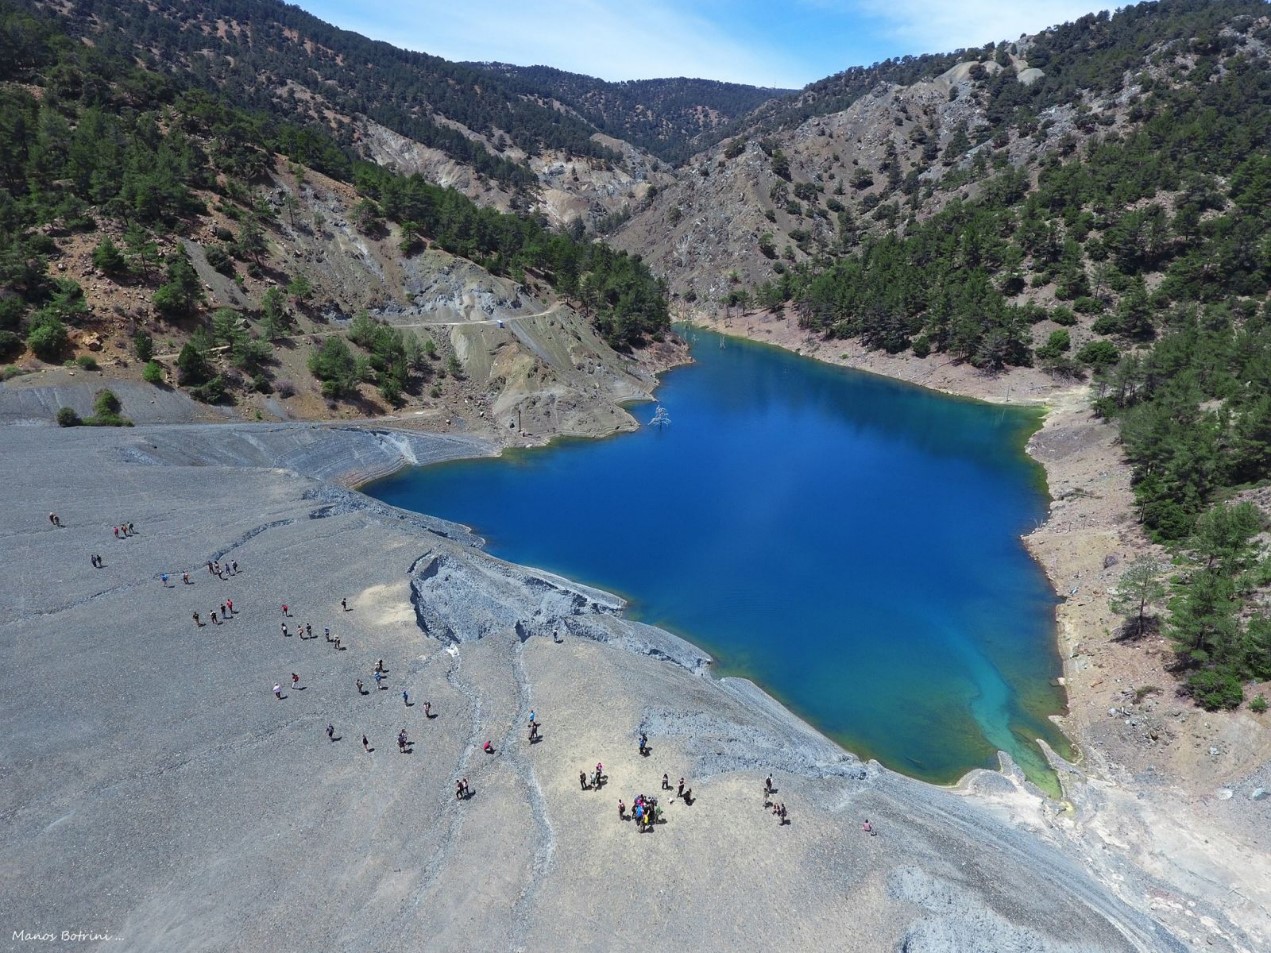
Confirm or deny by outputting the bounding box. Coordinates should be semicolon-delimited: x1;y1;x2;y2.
369;329;1071;786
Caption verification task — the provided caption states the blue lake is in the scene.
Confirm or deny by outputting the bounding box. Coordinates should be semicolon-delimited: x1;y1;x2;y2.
369;328;1071;787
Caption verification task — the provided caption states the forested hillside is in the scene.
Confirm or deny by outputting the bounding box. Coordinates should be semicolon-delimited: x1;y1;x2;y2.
470;64;790;164
803;2;1271;709
0;0;669;414
41;0;616;189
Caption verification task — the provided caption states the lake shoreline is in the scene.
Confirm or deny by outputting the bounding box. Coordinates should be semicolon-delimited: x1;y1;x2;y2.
683;306;1271;951
5;320;1264;947
2;423;1187;952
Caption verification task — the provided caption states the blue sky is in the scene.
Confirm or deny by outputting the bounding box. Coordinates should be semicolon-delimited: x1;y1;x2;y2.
293;1;1119;88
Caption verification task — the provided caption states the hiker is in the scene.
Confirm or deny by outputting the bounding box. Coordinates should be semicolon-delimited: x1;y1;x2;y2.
226;598;233;613
423;701;432;718
402;690;410;707
677;778;685;798
220;602;228;619
324;626;331;642
305;623;312;638
230;560;238;574
618;799;626;821
579;771;589;790
333;636;342;650
127;522;134;535
182;572;190;585
192;611;201;627
48;512;57;526
341;597;348;611
483;741;494;754
777;803;789;825
291;673;300;690
210;611;219;625
456;779;465;800
638;732;648;755
862;819;875;836
281;604;288;616
326;724;335;742
273;684;282;700
281;622;289;637
374;671;383;690
362;735;370;752
375;659;385;674
113;526;119;539
397;730;408;753
161;573;169;587
207;561;214;575
662;773;670;791
528;722;539;742
764;775;774;795
356;678;364;694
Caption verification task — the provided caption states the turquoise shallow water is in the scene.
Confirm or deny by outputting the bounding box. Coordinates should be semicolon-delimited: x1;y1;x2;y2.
369;329;1071;786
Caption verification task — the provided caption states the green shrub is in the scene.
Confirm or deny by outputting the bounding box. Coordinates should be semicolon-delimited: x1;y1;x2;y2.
75;354;99;371
190;375;228;404
205;244;235;276
56;406;81;427
1186;669;1244;711
1091;314;1122;335
0;296;25;332
1076;339;1120;368
1049;307;1078;326
132;329;154;362
1036;330;1071;360
93;389;121;415
142;360;164;385
177;339;213;386
91;236;128;276
0;330;22;361
1250;694;1268;714
308;337;361;399
26;315;68;361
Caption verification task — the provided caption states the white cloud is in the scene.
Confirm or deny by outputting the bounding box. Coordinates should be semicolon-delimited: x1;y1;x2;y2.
329;1;809;88
299;0;1124;89
851;1;1118;54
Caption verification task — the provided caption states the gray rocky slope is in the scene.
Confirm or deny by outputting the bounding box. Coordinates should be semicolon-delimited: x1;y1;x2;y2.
0;423;1189;952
